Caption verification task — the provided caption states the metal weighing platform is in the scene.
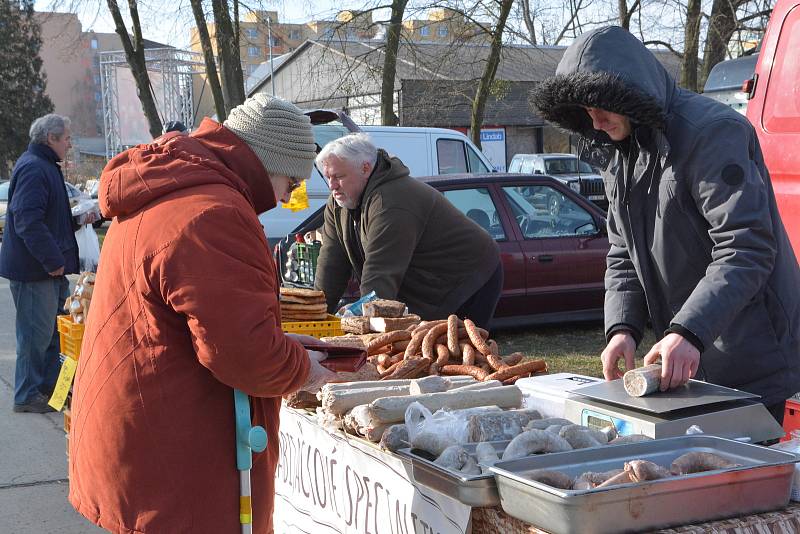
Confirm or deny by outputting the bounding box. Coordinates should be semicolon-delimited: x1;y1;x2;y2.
564;379;785;443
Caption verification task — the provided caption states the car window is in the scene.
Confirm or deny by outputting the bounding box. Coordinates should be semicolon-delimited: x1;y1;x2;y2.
508;159;521;173
578;160;594;173
520;159;535;174
442;187;506;241
312;123;352;150
467;146;492;173
502;186;597;239
0;181;8;201
437;139;469;174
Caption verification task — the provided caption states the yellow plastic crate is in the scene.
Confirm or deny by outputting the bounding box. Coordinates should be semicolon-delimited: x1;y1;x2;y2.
57;315;85;360
281;314;343;339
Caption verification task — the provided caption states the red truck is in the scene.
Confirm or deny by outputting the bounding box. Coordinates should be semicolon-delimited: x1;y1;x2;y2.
745;0;800;254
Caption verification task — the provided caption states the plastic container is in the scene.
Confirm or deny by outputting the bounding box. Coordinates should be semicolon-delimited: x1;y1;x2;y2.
295;242;321;285
281;314;343;338
781;398;800;442
57;315;85;360
515;373;601;419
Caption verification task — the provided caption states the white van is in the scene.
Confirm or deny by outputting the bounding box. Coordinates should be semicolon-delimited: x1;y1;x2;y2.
258;118;494;240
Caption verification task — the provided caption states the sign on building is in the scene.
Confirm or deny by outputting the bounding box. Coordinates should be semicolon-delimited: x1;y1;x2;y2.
480;128;506;172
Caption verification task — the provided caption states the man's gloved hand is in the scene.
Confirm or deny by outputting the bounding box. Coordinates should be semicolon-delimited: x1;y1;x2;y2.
299;350;339;393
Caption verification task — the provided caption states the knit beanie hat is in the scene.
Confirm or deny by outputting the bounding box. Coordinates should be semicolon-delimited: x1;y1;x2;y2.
223;94;316;180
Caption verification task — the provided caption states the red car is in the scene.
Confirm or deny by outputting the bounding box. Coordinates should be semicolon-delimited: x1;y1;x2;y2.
277;173;610;328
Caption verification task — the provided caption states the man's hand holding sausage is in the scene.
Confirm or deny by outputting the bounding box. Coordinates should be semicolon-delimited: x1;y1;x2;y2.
643;333;700;391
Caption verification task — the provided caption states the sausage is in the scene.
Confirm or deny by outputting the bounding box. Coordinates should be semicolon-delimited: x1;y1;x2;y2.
429;344;451;375
624;460;671;482
409;319;446;337
392;339;412;352
440;364;490;381
526;469;574;490
558;425;606;449
485;341;509;371
464;319;493;356
485;360;548;382
596;470;634;488
503;352;524;366
670;452;738;475
434;445;470;471
502;373;530;385
381;357;432;380
366;330;412;355
573;469;624;490
447;315;461;359
461;343;476;366
502;429;573;460
421;323;449;361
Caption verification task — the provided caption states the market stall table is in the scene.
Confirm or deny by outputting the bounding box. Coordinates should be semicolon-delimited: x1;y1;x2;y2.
273;406;798;534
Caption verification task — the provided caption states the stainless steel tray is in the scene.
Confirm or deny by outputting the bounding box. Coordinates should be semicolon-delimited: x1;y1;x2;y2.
396;441;509;507
489;435;798;534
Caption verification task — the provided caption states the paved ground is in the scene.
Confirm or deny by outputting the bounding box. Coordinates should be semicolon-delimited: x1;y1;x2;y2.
0;276;104;533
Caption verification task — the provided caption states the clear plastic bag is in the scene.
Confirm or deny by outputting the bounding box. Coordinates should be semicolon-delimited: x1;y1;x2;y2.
75;225;100;271
337;290;378;317
71;199;102;225
404;402;471;455
771;430;800;501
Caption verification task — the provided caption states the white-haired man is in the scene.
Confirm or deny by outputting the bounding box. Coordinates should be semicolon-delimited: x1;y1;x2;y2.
0;114;83;413
314;133;503;328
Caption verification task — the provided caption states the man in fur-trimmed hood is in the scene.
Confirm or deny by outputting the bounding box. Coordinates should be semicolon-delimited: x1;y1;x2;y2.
531;26;800;421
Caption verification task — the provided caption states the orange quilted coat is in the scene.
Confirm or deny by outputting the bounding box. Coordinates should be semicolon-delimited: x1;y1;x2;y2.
68;118;310;533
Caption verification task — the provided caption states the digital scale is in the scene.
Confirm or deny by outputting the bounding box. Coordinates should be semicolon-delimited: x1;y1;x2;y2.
563;379;786;444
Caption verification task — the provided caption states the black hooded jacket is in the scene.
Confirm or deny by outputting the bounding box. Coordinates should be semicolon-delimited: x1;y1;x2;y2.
531;26;800;405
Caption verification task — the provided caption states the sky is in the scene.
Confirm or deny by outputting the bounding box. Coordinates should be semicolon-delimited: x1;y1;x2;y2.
34;0;379;49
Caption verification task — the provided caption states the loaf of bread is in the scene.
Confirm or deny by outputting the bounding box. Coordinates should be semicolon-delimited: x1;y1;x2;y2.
341;316;371;334
362;299;406;318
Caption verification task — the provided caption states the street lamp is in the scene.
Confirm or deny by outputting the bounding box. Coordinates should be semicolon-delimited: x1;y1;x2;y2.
266;15;275;96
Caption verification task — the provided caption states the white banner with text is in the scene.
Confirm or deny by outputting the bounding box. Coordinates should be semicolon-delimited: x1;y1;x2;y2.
274;407;472;534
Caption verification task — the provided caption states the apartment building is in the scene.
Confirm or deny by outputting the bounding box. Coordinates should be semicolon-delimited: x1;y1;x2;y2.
402;9;486;43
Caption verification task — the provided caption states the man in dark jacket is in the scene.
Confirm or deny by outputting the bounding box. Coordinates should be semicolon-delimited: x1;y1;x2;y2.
314;133;502;328
531;26;800;421
0;114;82;413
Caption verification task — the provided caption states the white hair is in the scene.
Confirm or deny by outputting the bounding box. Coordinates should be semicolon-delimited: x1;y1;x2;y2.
29;114;71;145
316;133;377;170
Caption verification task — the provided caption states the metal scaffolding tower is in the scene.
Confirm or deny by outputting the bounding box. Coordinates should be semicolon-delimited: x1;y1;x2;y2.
100;48;205;160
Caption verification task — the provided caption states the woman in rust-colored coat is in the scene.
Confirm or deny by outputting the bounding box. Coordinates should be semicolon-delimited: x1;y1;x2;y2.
69;95;334;533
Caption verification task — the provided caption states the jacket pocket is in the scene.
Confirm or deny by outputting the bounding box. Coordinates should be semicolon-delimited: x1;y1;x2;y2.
707;295;784;386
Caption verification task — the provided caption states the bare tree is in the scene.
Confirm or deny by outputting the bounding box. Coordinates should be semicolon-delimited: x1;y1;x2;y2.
212;0;245;112
514;0;601;46
190;0;227;121
105;0;162;138
681;0;701;91
618;0;641;29
470;0;514;149
381;0;409;125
